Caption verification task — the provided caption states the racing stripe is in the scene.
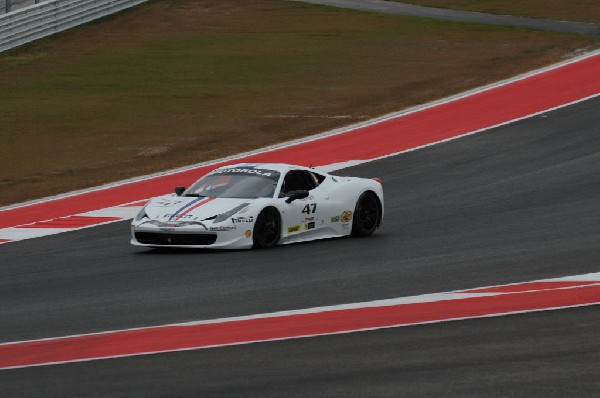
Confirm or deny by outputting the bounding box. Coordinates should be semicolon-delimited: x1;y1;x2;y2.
168;197;206;221
174;197;216;221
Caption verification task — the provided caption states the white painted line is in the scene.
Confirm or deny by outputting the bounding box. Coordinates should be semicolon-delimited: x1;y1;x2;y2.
0;228;71;240
1;49;599;213
0;91;597;245
2;272;598;347
325;92;600;170
80;206;143;219
3;298;599;372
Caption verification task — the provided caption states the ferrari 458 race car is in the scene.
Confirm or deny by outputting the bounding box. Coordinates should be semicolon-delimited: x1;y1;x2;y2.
131;163;383;249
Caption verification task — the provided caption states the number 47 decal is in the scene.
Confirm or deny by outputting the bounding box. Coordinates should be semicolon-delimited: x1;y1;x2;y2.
302;203;317;214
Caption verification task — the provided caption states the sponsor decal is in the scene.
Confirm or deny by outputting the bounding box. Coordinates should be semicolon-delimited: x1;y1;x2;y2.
159;223;178;228
231;216;254;223
210;226;237;232
302;216;315;222
304;222;315;231
342;223;350;229
245;230;252;238
155;199;184;207
331;216;340;223
163;214;197;220
288;225;301;233
341;210;352;223
211;168;275;177
158;221;208;230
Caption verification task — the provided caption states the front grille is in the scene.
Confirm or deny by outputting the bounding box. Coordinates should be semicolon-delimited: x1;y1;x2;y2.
135;232;217;246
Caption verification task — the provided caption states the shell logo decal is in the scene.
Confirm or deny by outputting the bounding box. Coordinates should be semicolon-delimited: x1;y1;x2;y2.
341;211;352;223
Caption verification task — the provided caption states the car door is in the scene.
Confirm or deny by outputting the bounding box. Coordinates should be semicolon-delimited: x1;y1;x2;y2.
279;170;322;237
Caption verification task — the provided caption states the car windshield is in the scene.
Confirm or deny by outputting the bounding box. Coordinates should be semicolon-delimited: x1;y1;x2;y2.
184;168;280;199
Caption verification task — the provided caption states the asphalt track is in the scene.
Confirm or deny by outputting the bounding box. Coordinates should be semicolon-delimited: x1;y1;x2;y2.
0;96;599;395
292;0;600;37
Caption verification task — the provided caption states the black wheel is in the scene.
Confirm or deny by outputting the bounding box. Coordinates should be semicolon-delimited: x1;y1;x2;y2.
351;192;380;237
253;207;281;249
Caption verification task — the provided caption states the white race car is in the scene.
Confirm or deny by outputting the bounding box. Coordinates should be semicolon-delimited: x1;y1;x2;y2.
131;163;383;249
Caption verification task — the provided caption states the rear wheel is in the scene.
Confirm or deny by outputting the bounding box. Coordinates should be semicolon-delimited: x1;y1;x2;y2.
351;192;380;237
253;207;281;249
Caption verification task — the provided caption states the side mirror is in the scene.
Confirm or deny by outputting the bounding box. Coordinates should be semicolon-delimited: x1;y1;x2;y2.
175;186;185;196
285;190;309;204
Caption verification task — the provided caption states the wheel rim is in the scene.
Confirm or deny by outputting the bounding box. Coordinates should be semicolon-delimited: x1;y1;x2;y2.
358;195;378;231
256;210;279;246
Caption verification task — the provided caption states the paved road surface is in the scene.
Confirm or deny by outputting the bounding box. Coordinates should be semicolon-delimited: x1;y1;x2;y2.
292;0;600;37
0;96;598;395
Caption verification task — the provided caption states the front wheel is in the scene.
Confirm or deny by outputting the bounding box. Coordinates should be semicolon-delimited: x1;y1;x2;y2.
351;192;380;237
253;207;281;249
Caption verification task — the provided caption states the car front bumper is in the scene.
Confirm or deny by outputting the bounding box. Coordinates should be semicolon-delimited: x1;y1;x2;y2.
130;221;254;249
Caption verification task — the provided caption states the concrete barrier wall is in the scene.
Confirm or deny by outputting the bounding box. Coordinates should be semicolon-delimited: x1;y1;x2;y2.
0;0;149;53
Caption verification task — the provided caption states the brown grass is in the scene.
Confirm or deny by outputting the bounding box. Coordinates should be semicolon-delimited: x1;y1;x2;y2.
0;0;597;206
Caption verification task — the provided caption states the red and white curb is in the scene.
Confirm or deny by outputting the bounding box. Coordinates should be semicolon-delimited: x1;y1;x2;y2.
1;50;599;245
0;203;146;243
1;272;599;370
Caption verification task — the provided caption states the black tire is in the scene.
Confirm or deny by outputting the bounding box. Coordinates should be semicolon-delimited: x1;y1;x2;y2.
253;207;281;249
351;191;380;237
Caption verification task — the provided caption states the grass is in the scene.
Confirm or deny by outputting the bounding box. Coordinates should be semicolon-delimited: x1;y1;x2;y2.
391;0;600;24
0;0;598;206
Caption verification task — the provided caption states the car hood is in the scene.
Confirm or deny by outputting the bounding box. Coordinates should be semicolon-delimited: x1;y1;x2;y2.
144;196;251;222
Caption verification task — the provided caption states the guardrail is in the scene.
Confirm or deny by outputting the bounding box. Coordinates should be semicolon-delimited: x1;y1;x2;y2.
0;0;149;53
2;0;40;15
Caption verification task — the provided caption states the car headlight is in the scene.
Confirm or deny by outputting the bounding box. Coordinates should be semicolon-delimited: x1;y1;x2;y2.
134;207;149;222
213;203;250;223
